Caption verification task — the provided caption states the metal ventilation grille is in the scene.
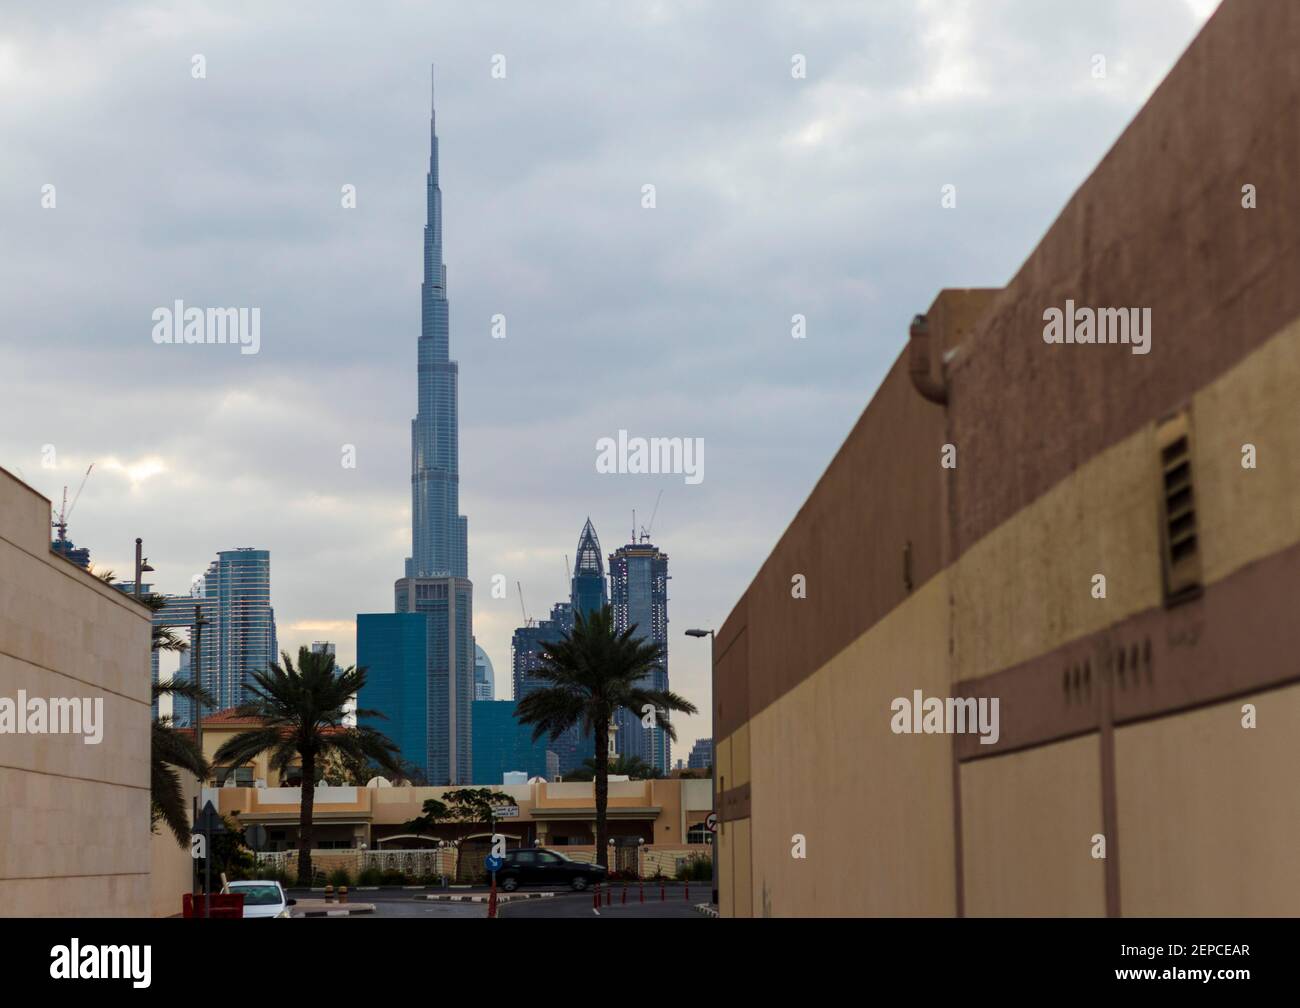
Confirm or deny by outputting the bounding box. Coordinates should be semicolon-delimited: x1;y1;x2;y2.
1156;411;1202;603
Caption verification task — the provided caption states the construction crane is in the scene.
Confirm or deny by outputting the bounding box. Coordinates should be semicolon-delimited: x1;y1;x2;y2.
638;489;664;544
517;581;535;628
51;463;94;543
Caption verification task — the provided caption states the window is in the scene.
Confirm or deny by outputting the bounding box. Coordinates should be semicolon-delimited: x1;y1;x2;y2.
687;822;710;844
212;766;254;787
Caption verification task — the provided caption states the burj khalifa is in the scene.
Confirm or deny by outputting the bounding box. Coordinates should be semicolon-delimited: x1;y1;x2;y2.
360;66;474;786
407;68;468;581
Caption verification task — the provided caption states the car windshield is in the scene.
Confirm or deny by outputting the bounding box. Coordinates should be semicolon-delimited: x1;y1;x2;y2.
229;884;281;906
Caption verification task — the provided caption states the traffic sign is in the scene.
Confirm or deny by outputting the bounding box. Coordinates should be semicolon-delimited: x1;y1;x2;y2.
705;812;719;833
492;805;521;819
196;800;227;835
485;854;503;872
245;824;268;851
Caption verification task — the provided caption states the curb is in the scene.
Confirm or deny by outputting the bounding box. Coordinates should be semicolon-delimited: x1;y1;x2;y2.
694;903;720;918
423;891;557;904
297;905;376;918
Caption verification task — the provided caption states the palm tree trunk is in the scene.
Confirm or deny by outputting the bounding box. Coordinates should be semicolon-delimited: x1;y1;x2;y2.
594;730;609;869
297;751;316;884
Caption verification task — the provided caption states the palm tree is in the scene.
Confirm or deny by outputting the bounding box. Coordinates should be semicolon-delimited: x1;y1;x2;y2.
516;604;697;868
151;678;213;845
117;584;213;847
213;646;402;884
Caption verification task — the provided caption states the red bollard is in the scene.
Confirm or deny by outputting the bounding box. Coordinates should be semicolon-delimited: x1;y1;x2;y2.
685;881;690;901
487;877;498;919
622;881;627;904
661;881;666;901
639;880;644;903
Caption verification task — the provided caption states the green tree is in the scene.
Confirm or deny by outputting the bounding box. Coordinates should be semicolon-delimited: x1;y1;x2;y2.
563;754;662;782
404;787;518;844
151;677;213;846
213;647;402;883
515;605;696;868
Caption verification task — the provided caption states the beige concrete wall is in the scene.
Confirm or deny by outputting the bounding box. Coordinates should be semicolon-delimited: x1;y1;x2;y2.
961;734;1107;916
949;428;1164;685
150;772;197;916
745;575;955;917
1192;315;1300;584
1116;684;1300;916
0;469;153;916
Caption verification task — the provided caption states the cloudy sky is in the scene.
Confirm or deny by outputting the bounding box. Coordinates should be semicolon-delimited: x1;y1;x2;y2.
0;0;1218;753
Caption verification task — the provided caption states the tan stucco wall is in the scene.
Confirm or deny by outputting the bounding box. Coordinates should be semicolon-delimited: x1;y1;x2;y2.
0;469;153;916
961;734;1107;916
1192;314;1300;584
1116;683;1300;916
744;574;955;916
150;771;197;916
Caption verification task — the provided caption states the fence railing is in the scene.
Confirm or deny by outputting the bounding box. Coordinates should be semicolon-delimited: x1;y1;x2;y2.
250;844;712;882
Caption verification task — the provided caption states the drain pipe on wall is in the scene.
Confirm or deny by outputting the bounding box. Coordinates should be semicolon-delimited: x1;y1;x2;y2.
908;314;948;405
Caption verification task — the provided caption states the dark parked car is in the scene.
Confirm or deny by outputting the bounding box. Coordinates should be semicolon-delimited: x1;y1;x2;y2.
495;848;608;891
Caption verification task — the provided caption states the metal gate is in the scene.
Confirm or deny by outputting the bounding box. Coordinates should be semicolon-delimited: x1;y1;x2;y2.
612;839;639;877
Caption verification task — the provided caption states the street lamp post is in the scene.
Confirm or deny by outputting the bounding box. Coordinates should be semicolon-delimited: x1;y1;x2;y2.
133;538;154;598
684;628;717;906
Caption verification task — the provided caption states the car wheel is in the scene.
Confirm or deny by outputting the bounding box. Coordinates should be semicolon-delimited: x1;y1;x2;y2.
500;875;519;892
570;876;589;892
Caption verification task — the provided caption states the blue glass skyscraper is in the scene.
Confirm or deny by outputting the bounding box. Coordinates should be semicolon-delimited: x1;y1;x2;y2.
407;68;468;583
362;67;475;785
609;538;671;773
571;519;608;617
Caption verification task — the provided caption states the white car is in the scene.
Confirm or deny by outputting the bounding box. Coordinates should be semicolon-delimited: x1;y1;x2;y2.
222;880;296;918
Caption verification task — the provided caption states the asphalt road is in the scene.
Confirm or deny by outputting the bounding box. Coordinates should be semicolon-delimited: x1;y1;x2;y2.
293;890;485;919
499;891;707;919
285;886;711;919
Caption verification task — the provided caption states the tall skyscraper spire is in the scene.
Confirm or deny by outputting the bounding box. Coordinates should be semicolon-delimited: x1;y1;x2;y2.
407;63;467;579
364;66;475;786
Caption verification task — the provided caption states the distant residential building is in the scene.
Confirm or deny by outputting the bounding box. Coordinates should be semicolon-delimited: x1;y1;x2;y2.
49;535;90;569
511;601;572;700
688;738;713;770
201;548;278;711
472;699;556;783
608;537;671;773
512;600;588;774
140;589;214;726
474;643;494;700
111;549;275;723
